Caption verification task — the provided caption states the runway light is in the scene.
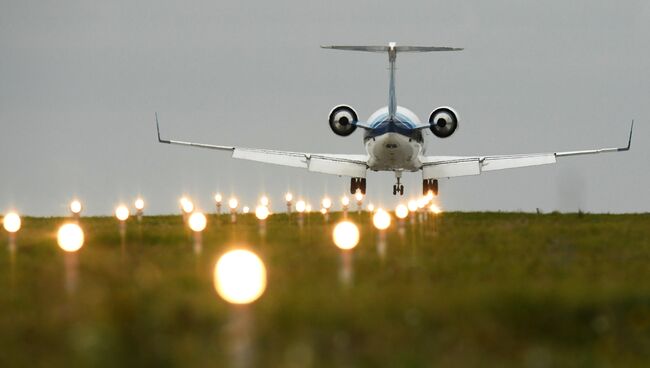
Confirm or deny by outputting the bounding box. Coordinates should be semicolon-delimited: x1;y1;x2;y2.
295;200;306;213
180;197;194;214
188;212;207;232
260;196;269;207
320;208;327;215
285;192;293;202
305;204;312;212
373;209;391;230
407;200;418;212
425;191;434;201
214;193;222;203
70;200;82;215
367;203;375;212
134;198;145;211
429;203;443;215
417;197;428;209
333;221;360;250
57;223;84;252
243;206;250;214
354;190;364;202
322;197;332;210
214;249;267;304
115;205;129;222
255;206;269;220
341;196;350;207
228;197;239;210
3;212;21;233
395;204;409;219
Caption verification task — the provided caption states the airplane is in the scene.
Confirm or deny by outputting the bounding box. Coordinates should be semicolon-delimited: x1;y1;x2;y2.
155;42;633;196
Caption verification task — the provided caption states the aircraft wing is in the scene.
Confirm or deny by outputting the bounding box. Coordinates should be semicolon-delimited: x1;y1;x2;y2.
155;114;368;177
421;122;633;179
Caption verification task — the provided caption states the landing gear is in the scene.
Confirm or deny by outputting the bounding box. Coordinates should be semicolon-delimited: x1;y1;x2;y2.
393;172;404;196
350;177;367;195
423;179;439;196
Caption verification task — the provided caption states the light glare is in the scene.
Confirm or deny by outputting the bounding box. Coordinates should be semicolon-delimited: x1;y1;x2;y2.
214;193;223;203
134;198;145;210
115;205;129;221
228;198;238;210
57;223;84;252
295;200;306;213
333;221;360;250
70;200;82;214
373;209;391;230
180;197;194;213
214;250;267;304
341;196;350;206
322;197;332;210
285;192;293;202
395;204;409;219
3;212;21;233
255;206;269;220
188;212;207;232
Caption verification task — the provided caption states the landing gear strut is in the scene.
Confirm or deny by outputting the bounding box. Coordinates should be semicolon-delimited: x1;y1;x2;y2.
350;177;366;195
393;172;404;196
423;179;439;196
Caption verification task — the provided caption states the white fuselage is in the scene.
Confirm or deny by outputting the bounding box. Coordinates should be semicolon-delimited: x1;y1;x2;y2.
363;106;425;172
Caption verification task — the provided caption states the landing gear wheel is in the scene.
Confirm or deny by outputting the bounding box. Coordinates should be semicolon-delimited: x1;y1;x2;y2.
392;185;397;195
351;178;367;195
399;185;404;196
423;179;439;196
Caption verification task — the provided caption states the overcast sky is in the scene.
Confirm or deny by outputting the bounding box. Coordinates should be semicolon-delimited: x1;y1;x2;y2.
1;1;648;216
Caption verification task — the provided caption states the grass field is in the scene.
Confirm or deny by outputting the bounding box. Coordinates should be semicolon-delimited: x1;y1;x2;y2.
1;212;649;367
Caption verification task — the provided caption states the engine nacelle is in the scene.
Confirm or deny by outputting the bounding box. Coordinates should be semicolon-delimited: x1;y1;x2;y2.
329;105;358;137
429;107;459;138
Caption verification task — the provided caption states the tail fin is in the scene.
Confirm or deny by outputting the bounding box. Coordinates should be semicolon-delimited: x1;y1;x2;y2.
322;42;462;121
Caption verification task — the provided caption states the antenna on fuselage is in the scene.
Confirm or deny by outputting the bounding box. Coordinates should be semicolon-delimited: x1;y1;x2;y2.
321;43;463;122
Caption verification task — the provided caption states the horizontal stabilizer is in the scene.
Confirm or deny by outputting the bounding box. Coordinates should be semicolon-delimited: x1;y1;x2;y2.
321;45;463;53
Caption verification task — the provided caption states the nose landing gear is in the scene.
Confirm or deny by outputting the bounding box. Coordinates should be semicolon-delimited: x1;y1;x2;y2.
393;171;404;196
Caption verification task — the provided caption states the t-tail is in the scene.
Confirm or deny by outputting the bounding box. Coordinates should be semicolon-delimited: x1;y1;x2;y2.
321;42;463;122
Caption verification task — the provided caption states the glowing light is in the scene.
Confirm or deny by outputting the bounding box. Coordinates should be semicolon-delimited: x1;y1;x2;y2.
228;197;239;210
429;203;443;215
134;198;145;211
425;191;434;201
255;205;269;220
341;196;350;207
57;223;84;252
373;209;391;230
407;200;418;212
3;212;21;233
367;203;375;212
260;196;269;207
320;208;327;215
70;200;82;214
333;221;360;250
214;193;222;203
322;197;332;210
214;249;267;304
305;204;312;212
180;197;194;214
115;205;129;221
285;192;293;202
395;204;409;219
417;197;428;209
354;191;364;202
188;212;207;232
295;200;306;213
242;206;250;214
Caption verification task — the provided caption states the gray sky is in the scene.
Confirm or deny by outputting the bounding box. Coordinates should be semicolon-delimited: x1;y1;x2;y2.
1;0;648;216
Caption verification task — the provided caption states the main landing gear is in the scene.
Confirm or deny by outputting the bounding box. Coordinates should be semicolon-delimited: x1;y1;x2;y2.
393;171;404;196
350;177;367;195
423;179;439;196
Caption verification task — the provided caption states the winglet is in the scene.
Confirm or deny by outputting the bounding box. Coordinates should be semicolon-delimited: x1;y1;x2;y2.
155;112;171;144
619;120;634;152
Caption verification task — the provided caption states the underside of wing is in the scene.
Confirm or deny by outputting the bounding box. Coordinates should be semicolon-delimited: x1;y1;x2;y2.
421;121;633;179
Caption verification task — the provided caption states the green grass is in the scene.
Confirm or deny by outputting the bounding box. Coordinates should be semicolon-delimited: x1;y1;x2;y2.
1;212;649;367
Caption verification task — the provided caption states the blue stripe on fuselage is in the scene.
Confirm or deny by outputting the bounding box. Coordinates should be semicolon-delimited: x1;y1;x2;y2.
364;115;424;143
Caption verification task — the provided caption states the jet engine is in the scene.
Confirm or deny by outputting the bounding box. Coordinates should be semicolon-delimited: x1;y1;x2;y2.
429;107;459;138
329;105;358;136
